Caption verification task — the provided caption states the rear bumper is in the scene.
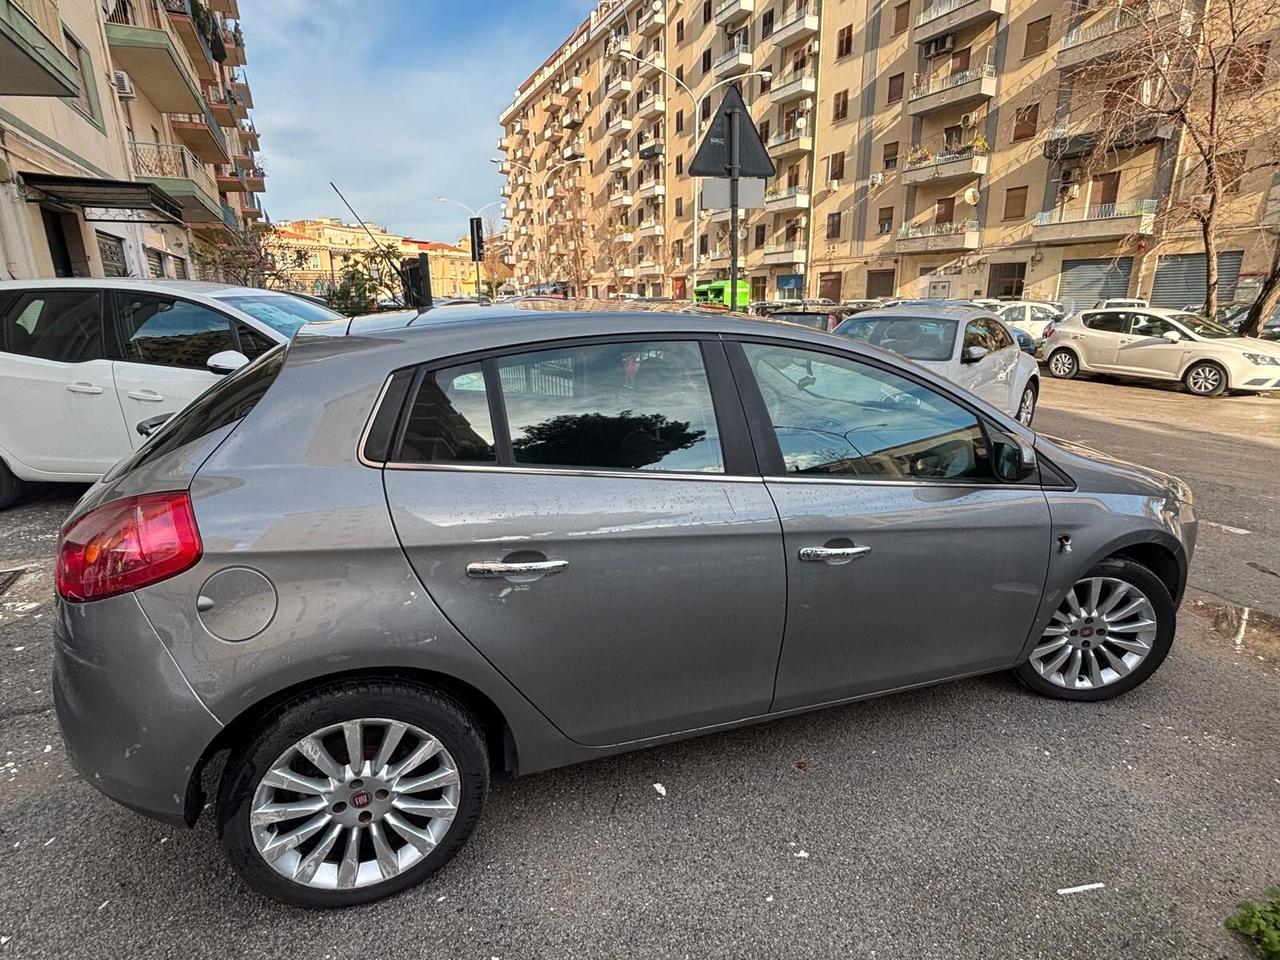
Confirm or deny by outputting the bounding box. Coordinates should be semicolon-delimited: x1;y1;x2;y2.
52;593;223;827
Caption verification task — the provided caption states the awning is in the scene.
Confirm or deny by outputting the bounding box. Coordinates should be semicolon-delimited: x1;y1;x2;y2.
21;173;183;225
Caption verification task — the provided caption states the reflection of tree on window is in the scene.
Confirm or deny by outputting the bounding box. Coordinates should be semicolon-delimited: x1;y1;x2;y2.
400;364;495;463
513;411;704;470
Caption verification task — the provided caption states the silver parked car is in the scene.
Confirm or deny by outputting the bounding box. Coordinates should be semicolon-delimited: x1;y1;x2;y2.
53;301;1196;908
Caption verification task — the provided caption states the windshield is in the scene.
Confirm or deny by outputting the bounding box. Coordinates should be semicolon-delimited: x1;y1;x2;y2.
833;315;959;361
219;294;342;337
1170;312;1237;339
775;312;829;330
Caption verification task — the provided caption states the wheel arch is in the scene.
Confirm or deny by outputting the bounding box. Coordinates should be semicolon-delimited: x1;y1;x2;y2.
1178;355;1231;389
1105;540;1186;604
1046;344;1082;371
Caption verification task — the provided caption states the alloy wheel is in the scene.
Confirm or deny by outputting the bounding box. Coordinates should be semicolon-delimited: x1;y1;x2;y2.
1017;385;1036;425
1048;351;1076;377
1029;577;1158;690
1186;364;1223;395
249;718;460;890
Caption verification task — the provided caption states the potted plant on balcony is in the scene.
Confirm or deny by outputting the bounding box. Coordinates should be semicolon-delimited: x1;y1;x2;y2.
968;133;991;155
905;144;934;168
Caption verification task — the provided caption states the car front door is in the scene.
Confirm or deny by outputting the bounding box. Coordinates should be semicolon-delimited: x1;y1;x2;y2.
109;292;238;445
382;337;787;747
1074;311;1128;369
730;340;1050;710
0;288;131;477
981;317;1021;414
955;319;1005;407
1114;313;1188;379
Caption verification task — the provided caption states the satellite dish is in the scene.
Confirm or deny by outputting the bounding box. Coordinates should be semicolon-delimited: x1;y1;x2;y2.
796;116;807;129
962;187;981;206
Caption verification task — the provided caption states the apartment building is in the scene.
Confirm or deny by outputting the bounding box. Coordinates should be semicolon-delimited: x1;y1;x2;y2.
497;0;1278;307
1;0;265;281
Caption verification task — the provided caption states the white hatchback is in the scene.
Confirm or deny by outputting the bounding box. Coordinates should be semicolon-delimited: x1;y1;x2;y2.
0;279;341;507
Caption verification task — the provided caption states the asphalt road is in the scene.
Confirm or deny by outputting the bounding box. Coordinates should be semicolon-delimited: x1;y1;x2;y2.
1;376;1277;960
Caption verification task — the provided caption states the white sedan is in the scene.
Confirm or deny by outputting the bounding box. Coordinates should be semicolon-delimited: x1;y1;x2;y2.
832;305;1041;425
0;278;342;508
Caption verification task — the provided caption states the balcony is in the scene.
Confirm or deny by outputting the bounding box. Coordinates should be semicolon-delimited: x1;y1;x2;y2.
170;102;230;162
764;185;810;212
544;124;565;143
239;121;259;150
895;220;981;253
241;195;263;222
636;54;665;80
762;242;807;266
638;219;665;237
562;111;584;130
913;0;1007;44
563;142;586;160
637;181;666;201
768;131;813;160
609;191;634;208
704;248;730;264
606;115;633;139
900;146;990;185
223;25;245;66
605;77;632;100
209;0;239;16
714;44;753;78
636;94;666;120
618;267;636;279
769;67;817;104
242;165;266;192
615;230;635;244
104;1;203;112
1060;1;1191;69
216;163;246;192
714;0;754;28
636;259;660;275
129;141;223;225
162;0;217;83
232;78;253;110
1041;115;1175;161
608;154;634;172
771;9;820;45
907;64;997;117
559;75;583;96
637;8;666;35
1031;199;1157;244
2;0;81;96
609;35;632;59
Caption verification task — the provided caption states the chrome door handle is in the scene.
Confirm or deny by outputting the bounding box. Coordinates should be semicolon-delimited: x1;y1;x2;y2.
799;545;872;562
1070;334;1086;340
466;559;569;579
127;389;165;402
66;382;103;395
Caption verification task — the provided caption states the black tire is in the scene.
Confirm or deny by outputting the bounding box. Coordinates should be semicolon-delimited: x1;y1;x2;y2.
1016;380;1038;426
0;458;25;510
1014;557;1176;702
1046;348;1079;380
217;680;489;908
1182;360;1228;397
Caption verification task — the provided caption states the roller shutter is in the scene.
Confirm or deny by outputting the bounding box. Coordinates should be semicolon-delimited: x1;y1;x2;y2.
1149;251;1244;308
1056;257;1133;312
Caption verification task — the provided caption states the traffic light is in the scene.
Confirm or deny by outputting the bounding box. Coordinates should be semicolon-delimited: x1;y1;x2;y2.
469;216;484;263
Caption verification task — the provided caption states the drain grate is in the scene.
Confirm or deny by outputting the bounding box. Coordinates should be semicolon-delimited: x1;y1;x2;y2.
0;569;24;598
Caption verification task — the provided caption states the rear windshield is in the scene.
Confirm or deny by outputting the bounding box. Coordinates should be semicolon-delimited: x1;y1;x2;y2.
774;312;829;329
833;315;959;361
105;346;285;480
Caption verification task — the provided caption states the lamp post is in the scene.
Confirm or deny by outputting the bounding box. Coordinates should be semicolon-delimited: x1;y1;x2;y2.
436;197;501;296
491;155;587;292
621;50;772;296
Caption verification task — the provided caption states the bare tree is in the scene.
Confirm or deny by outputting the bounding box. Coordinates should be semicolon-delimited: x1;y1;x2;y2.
191;227;301;288
1050;0;1280;328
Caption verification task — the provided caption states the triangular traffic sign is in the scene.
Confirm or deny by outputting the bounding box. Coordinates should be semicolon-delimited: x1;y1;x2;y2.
688;85;776;180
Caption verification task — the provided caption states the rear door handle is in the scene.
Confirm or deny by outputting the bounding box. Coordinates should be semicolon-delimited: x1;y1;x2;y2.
66;381;103;395
127;389;165;402
799;546;872;562
466;559;569;579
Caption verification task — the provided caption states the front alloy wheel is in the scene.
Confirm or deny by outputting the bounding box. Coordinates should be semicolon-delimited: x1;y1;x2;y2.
1016;383;1037;425
1183;361;1227;397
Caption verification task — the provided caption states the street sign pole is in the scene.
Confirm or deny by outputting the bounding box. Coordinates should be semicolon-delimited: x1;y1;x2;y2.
728;107;740;311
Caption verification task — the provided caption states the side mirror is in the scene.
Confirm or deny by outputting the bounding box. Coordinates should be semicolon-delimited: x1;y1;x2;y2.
1162;329;1183;343
207;350;250;375
136;413;171;438
993;436;1037;483
963;344;989;363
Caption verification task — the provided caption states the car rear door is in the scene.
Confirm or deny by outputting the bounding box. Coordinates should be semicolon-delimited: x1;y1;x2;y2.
1074;311;1128;368
381;336;786;747
729;339;1050;710
0;288;130;477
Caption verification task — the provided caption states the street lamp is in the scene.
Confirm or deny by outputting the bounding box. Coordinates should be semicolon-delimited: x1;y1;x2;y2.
490;155;587;292
436;196;503;297
621;50;772;294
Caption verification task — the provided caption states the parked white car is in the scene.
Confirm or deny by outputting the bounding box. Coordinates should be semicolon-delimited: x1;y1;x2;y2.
832;305;1041;424
0;279;342;507
1041;306;1280;396
995;300;1064;342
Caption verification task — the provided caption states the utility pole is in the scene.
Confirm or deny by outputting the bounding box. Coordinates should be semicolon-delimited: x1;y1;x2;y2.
728;107;740;307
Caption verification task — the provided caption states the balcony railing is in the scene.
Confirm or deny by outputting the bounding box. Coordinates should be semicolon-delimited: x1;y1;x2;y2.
13;0;62;42
904;144;990;169
898;219;979;238
714;43;752;71
1032;199;1157;225
1062;1;1185;48
910;63;996;100
915;0;978;27
129;141;217;199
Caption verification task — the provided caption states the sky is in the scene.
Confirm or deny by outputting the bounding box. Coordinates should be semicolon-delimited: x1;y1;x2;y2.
245;0;593;242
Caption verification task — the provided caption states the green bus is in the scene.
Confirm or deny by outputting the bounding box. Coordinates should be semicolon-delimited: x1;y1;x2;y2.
692;280;750;310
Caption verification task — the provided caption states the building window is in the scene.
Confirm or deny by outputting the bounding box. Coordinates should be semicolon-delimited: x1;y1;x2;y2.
762;9;775;37
700;96;711;122
1226;41;1270;92
676;154;683;174
754;223;766;247
675;109;684;132
759;118;771;143
1220;150;1247;194
887;73;904;104
675;64;683;83
935;197;955;224
877;207;894;234
675;196;683;216
837;25;853;58
751;276;767;301
702;48;712;73
62;32;95;120
699;234;708;255
833;89;849;121
883;141;899;170
674;238;684;260
828;152;846;181
826;212;842;240
893;2;910;34
1003;186;1028;220
1023;17;1052;58
703;0;712;23
676;19;684;42
760;71;771;93
1012;103;1039;142
145;247;166;278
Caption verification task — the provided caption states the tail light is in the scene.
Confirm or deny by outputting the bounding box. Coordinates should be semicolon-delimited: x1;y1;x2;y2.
56;492;202;603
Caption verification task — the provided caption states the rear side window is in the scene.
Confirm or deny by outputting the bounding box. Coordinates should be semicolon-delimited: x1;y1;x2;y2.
237;323;277;360
399;363;495;464
0;290;103;362
1082;312;1127;333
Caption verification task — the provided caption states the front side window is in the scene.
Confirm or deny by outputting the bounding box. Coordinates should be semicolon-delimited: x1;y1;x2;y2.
399;363;495;464
963;320;993;354
742;343;991;481
1;290;103;362
983;318;1014;350
498;341;723;473
115;294;236;368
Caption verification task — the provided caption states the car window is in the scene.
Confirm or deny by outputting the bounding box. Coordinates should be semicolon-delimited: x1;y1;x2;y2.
982;319;1013;350
832;316;958;361
963;320;992;354
998;305;1025;324
398;362;496;464
1169;312;1236;339
742;343;992;481
775;312;829;330
1031;305;1058;322
217;294;341;337
0;290;103;362
1082;312;1127;333
115;294;237;368
237;324;277;360
1127;314;1176;338
497;340;723;474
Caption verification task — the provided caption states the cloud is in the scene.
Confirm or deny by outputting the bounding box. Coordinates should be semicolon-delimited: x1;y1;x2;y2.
244;0;590;241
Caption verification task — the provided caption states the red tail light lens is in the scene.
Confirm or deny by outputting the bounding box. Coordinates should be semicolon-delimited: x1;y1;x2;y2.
56;492;202;603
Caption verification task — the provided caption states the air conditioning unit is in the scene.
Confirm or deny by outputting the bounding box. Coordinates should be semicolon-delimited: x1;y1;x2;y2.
112;71;136;100
960;111;977;127
924;34;955;58
869;172;885;187
1067;184;1082;199
827;179;840;191
808;40;820;54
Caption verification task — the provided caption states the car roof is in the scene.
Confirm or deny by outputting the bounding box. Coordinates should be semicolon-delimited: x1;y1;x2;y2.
0;277;305;301
835;304;991;321
1073;306;1190;317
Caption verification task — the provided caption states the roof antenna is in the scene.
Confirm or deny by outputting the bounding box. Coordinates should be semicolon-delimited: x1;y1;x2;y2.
328;182;427;312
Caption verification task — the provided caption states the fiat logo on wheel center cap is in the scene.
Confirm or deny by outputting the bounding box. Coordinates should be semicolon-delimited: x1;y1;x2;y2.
1080;627;1094;638
350;791;372;808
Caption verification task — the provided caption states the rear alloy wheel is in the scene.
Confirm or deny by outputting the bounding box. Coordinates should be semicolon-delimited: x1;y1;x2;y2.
218;681;489;907
1016;382;1038;426
1047;349;1079;379
0;458;25;511
1014;558;1175;701
1183;361;1227;397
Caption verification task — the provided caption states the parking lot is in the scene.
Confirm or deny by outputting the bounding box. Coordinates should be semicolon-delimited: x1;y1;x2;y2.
1;376;1277;960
